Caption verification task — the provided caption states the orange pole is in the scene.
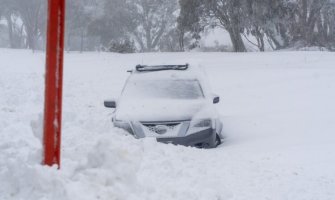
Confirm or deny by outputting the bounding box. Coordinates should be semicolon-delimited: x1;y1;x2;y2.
43;0;65;168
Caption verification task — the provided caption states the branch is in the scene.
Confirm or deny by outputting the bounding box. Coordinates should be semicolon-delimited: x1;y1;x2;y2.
242;32;259;48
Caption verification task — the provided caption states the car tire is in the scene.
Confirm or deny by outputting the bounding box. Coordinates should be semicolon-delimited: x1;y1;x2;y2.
214;133;222;147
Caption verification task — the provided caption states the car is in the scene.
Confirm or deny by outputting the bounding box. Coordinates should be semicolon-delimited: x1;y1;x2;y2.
104;64;223;148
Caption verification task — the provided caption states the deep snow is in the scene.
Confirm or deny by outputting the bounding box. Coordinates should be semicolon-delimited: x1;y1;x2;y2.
1;49;335;200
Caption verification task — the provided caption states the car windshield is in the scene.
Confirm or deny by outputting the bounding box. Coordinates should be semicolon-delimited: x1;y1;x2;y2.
122;79;204;99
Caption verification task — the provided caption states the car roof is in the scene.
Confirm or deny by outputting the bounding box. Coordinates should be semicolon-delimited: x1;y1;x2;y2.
128;64;201;81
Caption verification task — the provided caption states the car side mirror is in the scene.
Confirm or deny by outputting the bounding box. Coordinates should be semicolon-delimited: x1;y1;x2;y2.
213;95;220;104
104;100;116;108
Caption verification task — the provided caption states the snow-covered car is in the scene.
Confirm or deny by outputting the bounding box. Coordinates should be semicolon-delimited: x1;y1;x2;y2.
104;64;223;148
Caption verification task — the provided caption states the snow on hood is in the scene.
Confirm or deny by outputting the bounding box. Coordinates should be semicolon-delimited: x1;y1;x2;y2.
115;98;208;122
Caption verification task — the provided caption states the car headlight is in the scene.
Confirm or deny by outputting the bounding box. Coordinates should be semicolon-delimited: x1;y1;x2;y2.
192;119;212;128
114;120;134;135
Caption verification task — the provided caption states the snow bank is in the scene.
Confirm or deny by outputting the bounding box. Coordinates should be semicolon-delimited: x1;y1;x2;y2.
1;49;335;200
0;129;142;200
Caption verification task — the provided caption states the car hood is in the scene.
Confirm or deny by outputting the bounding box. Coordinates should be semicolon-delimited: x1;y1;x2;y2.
115;98;208;122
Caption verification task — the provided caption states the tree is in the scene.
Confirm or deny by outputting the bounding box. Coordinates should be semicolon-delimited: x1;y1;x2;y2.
87;0;135;50
130;0;178;52
274;0;335;49
0;0;23;48
289;0;326;46
204;0;247;52
243;0;289;51
66;0;92;51
13;0;46;50
177;0;205;51
322;1;335;50
2;0;335;51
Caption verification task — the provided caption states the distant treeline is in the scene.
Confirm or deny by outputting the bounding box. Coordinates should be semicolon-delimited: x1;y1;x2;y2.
0;0;334;52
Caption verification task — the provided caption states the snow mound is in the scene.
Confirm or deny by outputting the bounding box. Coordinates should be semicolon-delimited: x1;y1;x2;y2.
0;127;142;200
1;49;335;200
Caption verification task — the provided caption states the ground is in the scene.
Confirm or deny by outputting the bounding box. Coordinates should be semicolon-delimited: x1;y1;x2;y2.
0;49;335;200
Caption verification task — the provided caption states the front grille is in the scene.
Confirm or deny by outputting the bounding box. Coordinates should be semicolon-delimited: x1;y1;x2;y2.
142;123;180;135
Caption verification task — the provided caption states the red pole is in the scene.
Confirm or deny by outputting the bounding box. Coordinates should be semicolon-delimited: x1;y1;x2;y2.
43;0;66;168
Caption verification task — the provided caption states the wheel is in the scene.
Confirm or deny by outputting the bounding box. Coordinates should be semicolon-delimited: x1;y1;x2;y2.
214;133;222;147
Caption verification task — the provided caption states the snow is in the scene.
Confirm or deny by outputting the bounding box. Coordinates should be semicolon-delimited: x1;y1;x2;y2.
115;68;216;122
1;48;335;200
116;98;206;122
199;28;273;52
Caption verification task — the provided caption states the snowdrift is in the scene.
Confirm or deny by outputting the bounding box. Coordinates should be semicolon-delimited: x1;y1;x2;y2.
1;49;335;200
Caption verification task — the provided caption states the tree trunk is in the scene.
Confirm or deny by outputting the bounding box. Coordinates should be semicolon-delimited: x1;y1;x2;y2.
179;30;185;51
145;26;152;52
255;29;265;52
257;36;265;52
5;13;15;48
269;34;282;49
227;27;246;52
80;30;84;53
278;24;289;47
26;29;36;51
66;31;72;52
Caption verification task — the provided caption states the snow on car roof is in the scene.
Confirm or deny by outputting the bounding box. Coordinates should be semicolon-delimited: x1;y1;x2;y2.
126;64;214;98
129;64;203;81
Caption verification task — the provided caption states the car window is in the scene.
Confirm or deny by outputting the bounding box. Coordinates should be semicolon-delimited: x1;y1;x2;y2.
122;79;204;99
